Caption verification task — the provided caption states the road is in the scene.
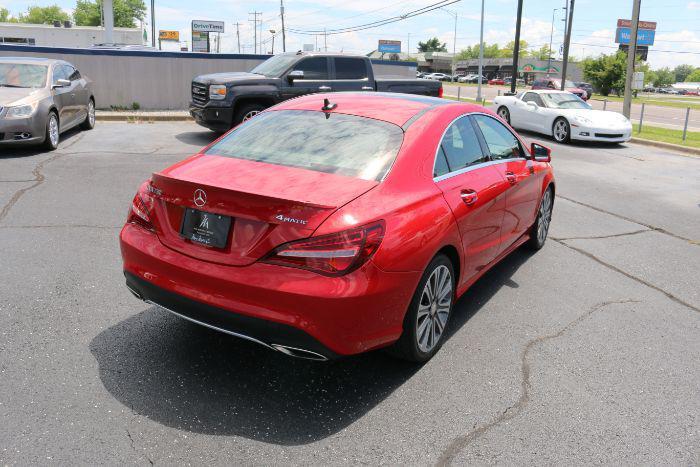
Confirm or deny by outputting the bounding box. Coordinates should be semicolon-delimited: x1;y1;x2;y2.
1;123;699;464
443;83;700;132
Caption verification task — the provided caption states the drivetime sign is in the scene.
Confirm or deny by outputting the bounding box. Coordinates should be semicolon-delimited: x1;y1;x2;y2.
192;20;225;33
615;27;655;46
378;40;401;54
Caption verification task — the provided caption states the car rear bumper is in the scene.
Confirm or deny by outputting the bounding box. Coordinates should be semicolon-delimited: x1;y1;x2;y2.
120;223;419;357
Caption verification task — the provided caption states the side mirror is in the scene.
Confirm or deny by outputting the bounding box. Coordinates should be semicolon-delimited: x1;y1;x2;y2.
52;79;70;89
531;142;551;162
287;70;304;83
526;101;538;109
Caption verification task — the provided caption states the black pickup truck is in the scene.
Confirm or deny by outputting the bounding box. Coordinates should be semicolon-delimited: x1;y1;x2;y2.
190;52;442;131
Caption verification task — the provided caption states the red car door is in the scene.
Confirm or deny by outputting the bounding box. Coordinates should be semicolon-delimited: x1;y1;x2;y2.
433;116;508;286
472;114;541;252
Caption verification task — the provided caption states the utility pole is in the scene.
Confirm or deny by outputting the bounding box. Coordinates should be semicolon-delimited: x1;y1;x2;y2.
560;0;574;90
548;8;558;75
510;0;524;94
234;22;241;53
270;29;276;54
324;28;327;52
623;0;641;118
477;0;485;101
249;11;261;54
150;0;155;47
280;0;286;52
452;11;457;77
407;32;410;58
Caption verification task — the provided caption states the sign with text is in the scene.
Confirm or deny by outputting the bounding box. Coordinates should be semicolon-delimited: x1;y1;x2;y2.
615;27;656;46
192;31;210;52
378;40;401;54
617;19;657;30
158;30;180;41
192;20;224;33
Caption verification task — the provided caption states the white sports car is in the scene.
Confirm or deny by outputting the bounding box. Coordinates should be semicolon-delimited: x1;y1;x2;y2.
493;90;632;143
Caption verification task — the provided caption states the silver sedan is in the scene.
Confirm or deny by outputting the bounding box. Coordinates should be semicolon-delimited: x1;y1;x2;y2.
0;57;95;151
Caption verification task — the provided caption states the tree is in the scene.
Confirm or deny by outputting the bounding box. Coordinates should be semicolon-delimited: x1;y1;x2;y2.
73;0;146;28
17;5;70;24
417;37;448;53
651;67;675;87
0;7;10;22
581;52;628;96
529;44;552;60
456;42;500;60
674;64;696;83
498;40;528;58
686;69;700;82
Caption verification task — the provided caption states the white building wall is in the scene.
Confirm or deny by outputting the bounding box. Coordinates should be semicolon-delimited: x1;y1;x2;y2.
0;22;142;48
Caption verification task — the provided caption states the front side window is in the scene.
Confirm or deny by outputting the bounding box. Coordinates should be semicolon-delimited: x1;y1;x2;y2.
251;54;299;78
51;65;68;84
473;115;523;160
0;63;47;88
205;110;403;181
522;92;544;107
334;57;367;80
435;116;488;177
293;57;329;80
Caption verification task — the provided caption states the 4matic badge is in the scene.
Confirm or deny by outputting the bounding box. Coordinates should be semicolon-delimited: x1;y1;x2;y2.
275;214;308;225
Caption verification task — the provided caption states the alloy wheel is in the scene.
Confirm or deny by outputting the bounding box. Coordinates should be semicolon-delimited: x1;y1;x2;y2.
537;189;553;244
553;120;568;142
242;110;260;122
88;101;95;127
416;265;452;353
498;107;510;123
49;114;59;147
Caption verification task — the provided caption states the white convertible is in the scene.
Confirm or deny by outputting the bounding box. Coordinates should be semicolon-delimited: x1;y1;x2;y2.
493;90;632;143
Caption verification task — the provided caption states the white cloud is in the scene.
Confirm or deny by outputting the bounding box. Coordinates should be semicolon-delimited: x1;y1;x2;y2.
688;2;700;10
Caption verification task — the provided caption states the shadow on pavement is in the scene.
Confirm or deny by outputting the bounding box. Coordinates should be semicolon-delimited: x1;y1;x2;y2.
174;130;221;147
517;130;628;151
0;128;83;159
91;246;536;445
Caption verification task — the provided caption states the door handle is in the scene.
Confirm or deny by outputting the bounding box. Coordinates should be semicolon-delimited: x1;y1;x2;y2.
460;189;478;206
318;86;332;91
505;172;517;185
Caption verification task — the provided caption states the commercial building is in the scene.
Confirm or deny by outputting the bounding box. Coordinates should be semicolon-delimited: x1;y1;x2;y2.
456;57;582;83
0;22;142;48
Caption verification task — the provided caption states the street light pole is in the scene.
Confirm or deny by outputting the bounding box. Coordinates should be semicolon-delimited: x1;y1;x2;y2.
477;0;485;101
270;29;276;54
510;0;524;94
548;8;558;75
560;0;575;90
439;8;458;77
623;0;641;118
150;0;155;47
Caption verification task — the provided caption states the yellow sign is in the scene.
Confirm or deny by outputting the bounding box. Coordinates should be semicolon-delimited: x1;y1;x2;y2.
159;30;180;41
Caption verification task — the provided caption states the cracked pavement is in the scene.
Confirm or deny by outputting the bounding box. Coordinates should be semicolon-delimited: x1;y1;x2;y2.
1;123;699;464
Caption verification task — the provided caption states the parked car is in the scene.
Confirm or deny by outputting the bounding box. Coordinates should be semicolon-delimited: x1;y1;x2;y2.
457;74;473;83
464;74;488;84
122;92;555;362
190;52;443;131
493;89;632;144
532;77;588;100
0;57;95;150
488;78;505;85
575;82;594;98
423;73;451;81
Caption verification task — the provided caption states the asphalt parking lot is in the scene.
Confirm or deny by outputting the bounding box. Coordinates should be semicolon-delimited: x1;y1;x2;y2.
1;122;699;464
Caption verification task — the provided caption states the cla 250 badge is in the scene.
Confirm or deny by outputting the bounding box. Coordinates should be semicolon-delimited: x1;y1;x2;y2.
275;214;308;225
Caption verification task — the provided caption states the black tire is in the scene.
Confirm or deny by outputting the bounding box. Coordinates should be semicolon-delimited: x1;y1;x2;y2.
390;254;456;362
232;103;266;127
43;111;59;151
80;98;96;130
552;117;570;143
497;106;511;125
527;186;554;250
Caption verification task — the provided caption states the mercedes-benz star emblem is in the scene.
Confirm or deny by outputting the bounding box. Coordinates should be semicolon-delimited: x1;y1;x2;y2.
194;189;207;207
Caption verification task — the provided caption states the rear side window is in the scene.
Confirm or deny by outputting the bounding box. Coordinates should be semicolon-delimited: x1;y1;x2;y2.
435;116;488;176
293;57;329;80
205;110;403;181
473;115;523;160
334;57;368;80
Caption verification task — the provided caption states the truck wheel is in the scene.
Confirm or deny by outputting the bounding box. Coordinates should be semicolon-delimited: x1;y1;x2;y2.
233;103;266;127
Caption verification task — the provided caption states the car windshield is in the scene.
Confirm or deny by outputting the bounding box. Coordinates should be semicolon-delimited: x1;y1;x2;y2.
0;63;47;88
540;92;591;109
205;110;404;181
552;79;577;88
250;55;299;78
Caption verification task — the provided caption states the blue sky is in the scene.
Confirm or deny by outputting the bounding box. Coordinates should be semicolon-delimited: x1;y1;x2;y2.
1;0;699;68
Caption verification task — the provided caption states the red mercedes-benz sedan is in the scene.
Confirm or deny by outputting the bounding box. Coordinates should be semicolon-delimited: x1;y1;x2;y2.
120;93;555;362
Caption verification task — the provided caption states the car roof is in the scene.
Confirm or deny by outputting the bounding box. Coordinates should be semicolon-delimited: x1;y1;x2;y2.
527;89;573;95
273;92;484;127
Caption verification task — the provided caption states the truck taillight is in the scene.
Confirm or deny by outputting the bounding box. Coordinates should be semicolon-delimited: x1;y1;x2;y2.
262;221;385;276
438;85;444;98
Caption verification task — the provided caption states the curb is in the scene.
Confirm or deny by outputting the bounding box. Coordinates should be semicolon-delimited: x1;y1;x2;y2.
629;137;700;156
96;114;193;122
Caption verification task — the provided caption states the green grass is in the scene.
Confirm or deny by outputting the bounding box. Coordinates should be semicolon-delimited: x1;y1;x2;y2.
591;94;700;111
632;123;700;149
442;95;491;105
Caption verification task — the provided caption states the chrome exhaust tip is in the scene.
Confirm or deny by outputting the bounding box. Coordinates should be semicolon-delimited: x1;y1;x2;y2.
270;344;329;361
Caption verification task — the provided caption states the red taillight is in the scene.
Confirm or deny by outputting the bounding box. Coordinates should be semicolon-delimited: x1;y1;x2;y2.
438;85;444;98
127;181;155;231
262;221;385;276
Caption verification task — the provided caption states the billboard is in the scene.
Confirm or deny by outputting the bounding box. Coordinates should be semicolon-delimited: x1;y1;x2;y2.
192;20;224;33
617;19;656;30
158;30;179;41
192;31;209;52
615;28;655;46
378;40;401;54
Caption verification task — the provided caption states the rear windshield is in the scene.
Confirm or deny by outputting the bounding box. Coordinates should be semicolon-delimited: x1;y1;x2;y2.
0;63;47;88
205;110;404;181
